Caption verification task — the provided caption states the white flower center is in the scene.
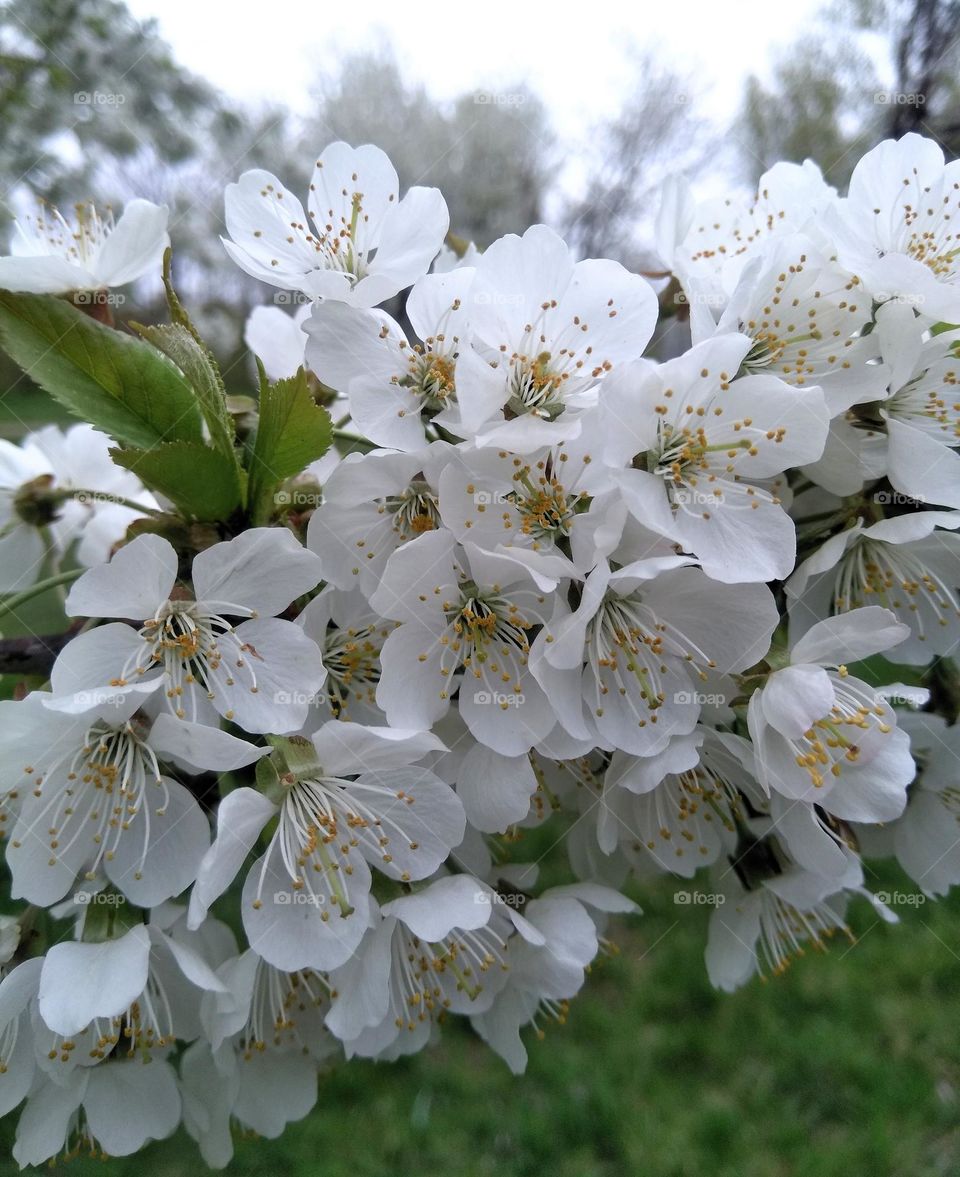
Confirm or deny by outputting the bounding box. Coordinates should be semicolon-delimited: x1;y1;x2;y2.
753;889;853;978
585;592;715;722
833;537;960;644
19;199;113;269
240;961;329;1058
388;921;508;1030
323;622;388;720
114;598;260;722
781;669;893;789
16;719;166;883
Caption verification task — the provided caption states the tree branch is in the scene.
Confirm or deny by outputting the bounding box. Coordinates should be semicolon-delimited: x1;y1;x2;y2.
0;626;81;678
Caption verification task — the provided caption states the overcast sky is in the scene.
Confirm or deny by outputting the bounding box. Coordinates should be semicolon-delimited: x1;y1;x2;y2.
125;0;831;146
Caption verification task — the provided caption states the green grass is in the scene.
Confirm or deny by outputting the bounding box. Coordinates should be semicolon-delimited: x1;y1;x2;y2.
0;861;955;1176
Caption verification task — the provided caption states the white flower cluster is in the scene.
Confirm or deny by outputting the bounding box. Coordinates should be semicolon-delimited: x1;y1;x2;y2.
0;133;957;1165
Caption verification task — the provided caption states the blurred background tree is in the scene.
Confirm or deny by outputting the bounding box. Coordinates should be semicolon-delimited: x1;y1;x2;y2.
738;0;960;185
306;51;554;246
3;0;960;365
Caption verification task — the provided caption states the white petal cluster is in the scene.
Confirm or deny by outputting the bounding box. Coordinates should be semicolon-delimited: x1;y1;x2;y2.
1;133;959;1165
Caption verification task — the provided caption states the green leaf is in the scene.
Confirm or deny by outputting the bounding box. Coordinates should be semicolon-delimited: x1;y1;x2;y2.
135;321;238;463
133;249;239;464
0;291;203;448
111;442;243;522
247;365;333;526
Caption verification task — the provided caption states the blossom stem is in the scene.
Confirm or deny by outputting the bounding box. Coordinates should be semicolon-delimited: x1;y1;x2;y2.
0;569;84;621
61;489;166;517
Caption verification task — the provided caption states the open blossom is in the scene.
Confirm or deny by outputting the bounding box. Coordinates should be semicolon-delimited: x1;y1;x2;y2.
0;424;156;595
189;723;464;973
306;446;449;599
657;160;835;309
370;529;560;755
223;141;448;305
325;876;513;1059
696;233;887;412
534;558;779;757
471;883;636;1074
748;607;916;817
885;712;960;897
297;587;392;724
452;224;658;452
787;511;960;663
600;334;830;582
436;414;614;574
829;132;960;323
0;196;169;295
601;727;759;877
705;859;870;992
2;688;265;907
51;530;325;732
6;915;226;1164
304;268;474;451
875;301;960;509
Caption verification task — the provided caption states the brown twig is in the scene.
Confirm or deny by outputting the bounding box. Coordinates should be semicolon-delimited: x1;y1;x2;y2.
0;625;82;678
